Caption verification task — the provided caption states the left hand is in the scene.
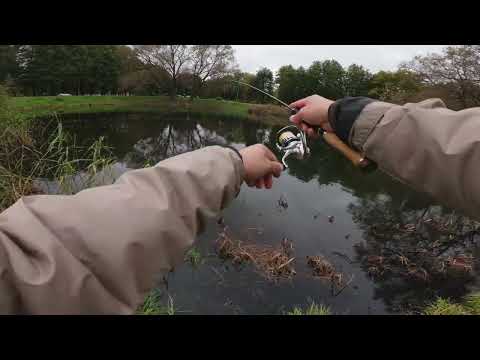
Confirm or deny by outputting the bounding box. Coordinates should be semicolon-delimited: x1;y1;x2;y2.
239;144;283;189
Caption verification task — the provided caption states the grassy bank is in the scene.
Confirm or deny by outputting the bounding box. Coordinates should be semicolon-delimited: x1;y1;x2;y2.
9;95;289;125
0;88;115;211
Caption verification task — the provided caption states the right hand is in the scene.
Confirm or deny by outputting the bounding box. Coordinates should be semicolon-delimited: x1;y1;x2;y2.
239;144;283;189
289;95;335;138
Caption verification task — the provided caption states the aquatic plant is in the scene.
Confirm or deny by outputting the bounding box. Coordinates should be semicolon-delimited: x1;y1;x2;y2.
136;289;175;315
0;89;115;211
185;247;203;267
424;292;480;315
287;302;331;315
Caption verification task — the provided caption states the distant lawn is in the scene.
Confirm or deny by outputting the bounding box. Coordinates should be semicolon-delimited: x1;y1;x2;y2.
9;96;288;125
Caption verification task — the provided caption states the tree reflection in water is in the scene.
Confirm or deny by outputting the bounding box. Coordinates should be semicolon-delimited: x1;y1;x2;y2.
122;117;272;168
348;195;480;313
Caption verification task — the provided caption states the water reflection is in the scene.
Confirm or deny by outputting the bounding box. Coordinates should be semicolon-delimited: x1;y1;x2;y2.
34;112;480;314
348;196;479;313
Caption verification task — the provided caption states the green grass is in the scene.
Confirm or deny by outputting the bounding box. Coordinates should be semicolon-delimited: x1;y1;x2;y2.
185;247;203;267
287;302;331;315
424;292;480;315
10;96;178;119
136;289;176;315
464;293;480;314
424;298;470;315
9;95;289;125
0;88;115;210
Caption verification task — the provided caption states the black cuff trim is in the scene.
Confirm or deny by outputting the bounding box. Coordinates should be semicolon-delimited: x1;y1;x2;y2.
223;145;243;163
328;97;375;144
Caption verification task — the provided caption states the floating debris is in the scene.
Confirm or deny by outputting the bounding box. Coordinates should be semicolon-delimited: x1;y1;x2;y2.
216;226;296;281
277;194;288;211
307;255;337;278
281;237;294;256
328;216;335;223
223;298;242;314
444;255;474;274
403;223;417;232
306;255;354;296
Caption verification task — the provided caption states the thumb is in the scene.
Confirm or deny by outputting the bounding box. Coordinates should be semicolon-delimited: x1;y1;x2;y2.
289;98;308;109
289;110;303;125
270;161;284;178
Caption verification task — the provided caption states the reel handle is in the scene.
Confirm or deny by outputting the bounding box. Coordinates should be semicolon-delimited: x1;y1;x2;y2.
289;107;370;169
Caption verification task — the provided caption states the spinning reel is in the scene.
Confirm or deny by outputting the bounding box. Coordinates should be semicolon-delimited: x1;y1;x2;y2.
275;125;310;168
231;80;373;171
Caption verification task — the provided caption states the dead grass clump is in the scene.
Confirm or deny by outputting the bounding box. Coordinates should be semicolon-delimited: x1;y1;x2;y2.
307;255;354;296
216;226;296;281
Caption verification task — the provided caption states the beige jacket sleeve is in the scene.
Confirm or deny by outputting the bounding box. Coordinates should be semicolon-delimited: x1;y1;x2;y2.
349;98;480;220
0;146;244;314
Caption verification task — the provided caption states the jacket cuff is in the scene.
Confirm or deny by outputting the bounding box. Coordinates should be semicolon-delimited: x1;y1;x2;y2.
349;101;396;152
222;145;243;163
221;146;245;196
327;97;375;145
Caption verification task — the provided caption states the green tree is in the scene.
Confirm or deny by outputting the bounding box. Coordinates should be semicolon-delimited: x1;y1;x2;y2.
16;45;122;96
242;72;258;101
368;70;421;103
116;45;145;95
276;65;300;104
202;70;255;101
344;64;372;97
252;67;274;103
294;66;311;100
0;45;19;83
307;60;345;99
116;45;143;75
87;45;121;94
17;45;57;95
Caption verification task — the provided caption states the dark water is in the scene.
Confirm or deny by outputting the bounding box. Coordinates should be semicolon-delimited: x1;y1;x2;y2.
37;112;480;314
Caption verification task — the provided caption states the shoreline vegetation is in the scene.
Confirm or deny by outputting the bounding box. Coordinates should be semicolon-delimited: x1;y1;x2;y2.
9;95;290;126
0;90;118;209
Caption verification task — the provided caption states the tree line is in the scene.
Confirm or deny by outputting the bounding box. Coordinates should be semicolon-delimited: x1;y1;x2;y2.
1;45;479;109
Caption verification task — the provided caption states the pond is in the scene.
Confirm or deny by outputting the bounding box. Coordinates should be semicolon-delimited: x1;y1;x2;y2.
37;112;480;314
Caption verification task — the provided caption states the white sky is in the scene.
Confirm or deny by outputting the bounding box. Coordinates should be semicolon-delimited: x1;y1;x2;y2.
232;45;447;74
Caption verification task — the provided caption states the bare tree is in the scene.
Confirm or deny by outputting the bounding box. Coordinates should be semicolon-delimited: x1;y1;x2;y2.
189;45;236;99
401;45;480;108
134;45;190;98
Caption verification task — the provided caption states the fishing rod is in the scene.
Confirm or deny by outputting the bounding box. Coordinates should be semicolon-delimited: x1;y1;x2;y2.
232;80;296;112
232;80;371;169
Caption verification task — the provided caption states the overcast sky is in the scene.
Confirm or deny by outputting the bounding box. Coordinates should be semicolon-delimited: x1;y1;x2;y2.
232;45;447;74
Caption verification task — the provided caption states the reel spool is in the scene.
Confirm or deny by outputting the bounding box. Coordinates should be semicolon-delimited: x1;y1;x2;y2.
276;125;310;168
